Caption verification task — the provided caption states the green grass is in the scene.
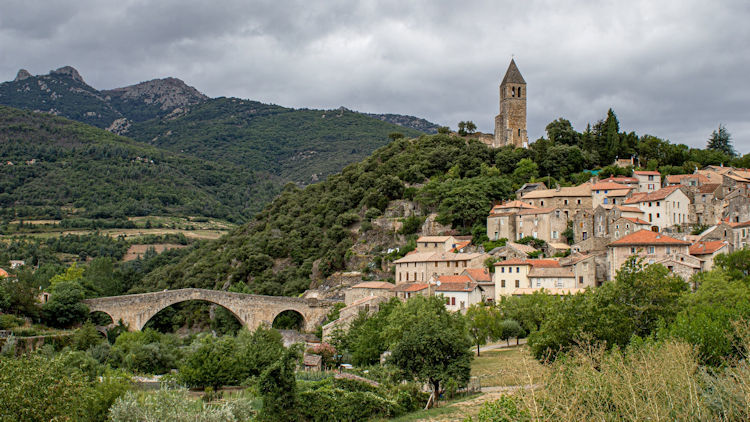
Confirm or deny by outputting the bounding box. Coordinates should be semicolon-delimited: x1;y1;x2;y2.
470;346;546;388
382;393;481;422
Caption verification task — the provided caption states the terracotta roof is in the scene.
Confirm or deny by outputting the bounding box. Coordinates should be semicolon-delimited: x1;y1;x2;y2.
548;242;571;249
600;176;638;184
506;242;537;254
698;183;721;194
608;230;691;246
452;241;471;252
494;258;561;268
654;258;701;270
607;190;631;197
436;275;472;283
390;283;431;292
614;205;643;213
665;174;710;184
517;207;555;215
351;281;396;290
417;236;452;242
528;267;575;278
733;220;750;228
623;186;683;204
304;354;322;367
0;268;8;278
491;200;537;211
634;170;661;176
394;252;484;264
725;174;750;183
622;217;651;225
436;281;480;292
462;268;492;282
689;241;728;255
591;182;633;190
501;58;526;85
522;184;592;199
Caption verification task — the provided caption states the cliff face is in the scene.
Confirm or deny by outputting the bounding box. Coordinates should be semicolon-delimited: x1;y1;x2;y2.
102;77;208;112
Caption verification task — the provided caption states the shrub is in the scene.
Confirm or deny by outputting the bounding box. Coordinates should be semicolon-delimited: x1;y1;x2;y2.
0;314;24;330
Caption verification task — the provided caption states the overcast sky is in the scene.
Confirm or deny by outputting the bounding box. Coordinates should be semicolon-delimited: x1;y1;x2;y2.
2;0;749;153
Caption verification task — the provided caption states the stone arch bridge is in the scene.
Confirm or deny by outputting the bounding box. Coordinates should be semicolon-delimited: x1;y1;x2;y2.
82;288;337;332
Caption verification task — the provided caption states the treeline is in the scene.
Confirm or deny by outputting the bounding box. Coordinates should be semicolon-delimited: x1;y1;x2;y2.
144;109;750;296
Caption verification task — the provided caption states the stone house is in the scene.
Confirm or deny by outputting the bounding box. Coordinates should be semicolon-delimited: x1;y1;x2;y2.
390;283;433;300
486;200;536;241
515;182;547;198
623;186;690;232
689;241;730;271
515;207;568;243
730;220;750;250
415;236;459;253
493;258;564;297
462;268;494;302
525;267;581;294
573;208;595;243
393;252;486;283
609;217;651;241
343;281;395;306
434;276;484;312
665;173;710;188
690;183;723;225
606;230;691;280
633;170;661;192
591;182;633;208
520;183;593;218
561;252;605;287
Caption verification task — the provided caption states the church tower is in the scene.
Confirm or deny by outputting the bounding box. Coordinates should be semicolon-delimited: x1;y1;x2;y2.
494;59;528;148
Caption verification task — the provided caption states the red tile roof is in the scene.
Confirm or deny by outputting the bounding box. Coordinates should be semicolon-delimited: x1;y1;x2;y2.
452;241;471;252
698;183;721;194
463;268;491;282
615;205;644;213
600;176;638;184
634;170;661;176
622;217;651;225
390;283;430;292
608;230;691;246
0;268;8;278
591;182;633;190
352;281;396;289
436;275;472;283
689;241;728;255
436;281;480;292
665;174;710;184
623;186;682;204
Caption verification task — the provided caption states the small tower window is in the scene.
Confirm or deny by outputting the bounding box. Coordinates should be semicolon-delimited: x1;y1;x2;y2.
512;87;516;97
518;87;522;97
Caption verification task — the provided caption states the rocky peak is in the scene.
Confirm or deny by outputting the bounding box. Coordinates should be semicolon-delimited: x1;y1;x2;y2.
50;66;85;84
14;69;31;82
103;77;208;110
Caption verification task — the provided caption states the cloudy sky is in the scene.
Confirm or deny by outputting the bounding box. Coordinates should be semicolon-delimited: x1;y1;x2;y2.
2;0;749;152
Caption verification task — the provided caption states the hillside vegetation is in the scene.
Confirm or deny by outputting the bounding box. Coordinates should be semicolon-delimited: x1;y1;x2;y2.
0;106;271;222
126;99;424;184
140;109;749;295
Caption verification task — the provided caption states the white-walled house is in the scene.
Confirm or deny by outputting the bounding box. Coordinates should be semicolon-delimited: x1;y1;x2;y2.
434;275;484;312
623;186;690;231
634;170;661;192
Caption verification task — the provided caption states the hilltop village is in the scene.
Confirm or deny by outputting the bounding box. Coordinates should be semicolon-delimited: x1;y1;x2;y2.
323;61;750;337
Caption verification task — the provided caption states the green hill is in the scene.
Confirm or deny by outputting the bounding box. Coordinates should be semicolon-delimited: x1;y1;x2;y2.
126;99;424;184
0;106;276;222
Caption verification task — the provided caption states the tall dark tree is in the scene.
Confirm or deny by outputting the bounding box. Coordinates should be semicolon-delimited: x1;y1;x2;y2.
707;124;735;157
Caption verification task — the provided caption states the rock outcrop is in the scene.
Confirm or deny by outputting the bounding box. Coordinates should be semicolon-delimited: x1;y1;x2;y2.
102;77;208;111
50;66;86;84
14;69;31;82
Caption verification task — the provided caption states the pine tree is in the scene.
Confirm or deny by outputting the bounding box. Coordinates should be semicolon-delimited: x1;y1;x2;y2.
707;124;735;157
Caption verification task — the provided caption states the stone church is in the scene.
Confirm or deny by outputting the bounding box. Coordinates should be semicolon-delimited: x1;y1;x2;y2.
493;59;528;148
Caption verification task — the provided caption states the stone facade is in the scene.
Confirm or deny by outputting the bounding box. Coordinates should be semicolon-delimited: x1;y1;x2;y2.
83;288;336;332
494;59;528;148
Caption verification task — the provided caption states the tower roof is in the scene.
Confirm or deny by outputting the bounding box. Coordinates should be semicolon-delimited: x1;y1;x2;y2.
501;59;526;85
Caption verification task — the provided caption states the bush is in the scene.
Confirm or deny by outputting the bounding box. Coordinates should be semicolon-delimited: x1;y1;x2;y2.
0;314;24;330
108;388;256;422
398;215;425;235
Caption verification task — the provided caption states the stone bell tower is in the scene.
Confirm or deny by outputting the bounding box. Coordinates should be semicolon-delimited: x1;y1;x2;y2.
494;59;528;148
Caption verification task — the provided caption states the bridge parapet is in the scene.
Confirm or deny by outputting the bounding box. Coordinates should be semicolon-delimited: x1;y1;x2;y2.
83;288;338;332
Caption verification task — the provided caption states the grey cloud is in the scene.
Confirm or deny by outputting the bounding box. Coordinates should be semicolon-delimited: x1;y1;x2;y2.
1;0;749;152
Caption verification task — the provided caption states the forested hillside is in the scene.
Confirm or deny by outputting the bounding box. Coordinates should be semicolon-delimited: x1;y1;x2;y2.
140;109;749;295
0;106;275;222
126;99;424;184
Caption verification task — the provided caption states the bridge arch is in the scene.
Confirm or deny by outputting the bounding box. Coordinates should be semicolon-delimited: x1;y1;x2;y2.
82;288;336;333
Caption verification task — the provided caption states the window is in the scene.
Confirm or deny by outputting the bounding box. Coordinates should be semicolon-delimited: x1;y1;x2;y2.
656;213;660;218
399;273;402;281
501;280;506;288
649;213;653;222
631;247;636;253
405;272;409;281
648;175;654;181
435;262;438;267
536;279;541;287
604;198;609;204
515;280;520;288
516;267;520;273
648;246;655;254
512;87;516;97
541;200;545;206
666;246;671;254
501;267;505;273
564;199;569;205
556;279;564;288
552;231;558;239
518;128;521;136
656;202;660;206
579;276;584;285
615;231;619;238
519;87;522;96
577;199;581;204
